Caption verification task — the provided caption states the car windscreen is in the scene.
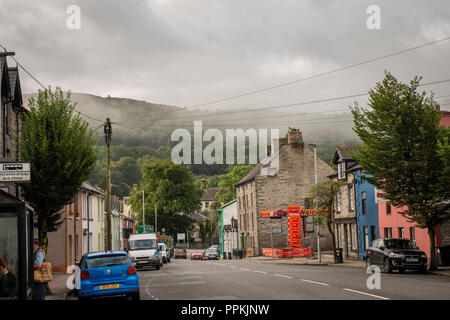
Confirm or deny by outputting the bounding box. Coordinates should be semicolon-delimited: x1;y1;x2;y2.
385;239;416;249
206;249;217;254
85;254;130;268
128;239;157;250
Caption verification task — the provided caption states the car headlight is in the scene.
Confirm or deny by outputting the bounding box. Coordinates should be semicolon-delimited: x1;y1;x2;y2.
420;254;427;259
389;252;404;258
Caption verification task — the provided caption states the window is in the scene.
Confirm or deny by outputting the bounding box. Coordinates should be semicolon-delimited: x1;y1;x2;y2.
370;226;376;243
384;227;392;238
361;192;367;216
205;202;209;209
386;204;391;214
363;226;369;250
351;224;357;250
336;225;341;248
398;227;404;238
410;228;416;245
336;192;341;213
348;185;354;211
305;216;314;233
337;162;346;180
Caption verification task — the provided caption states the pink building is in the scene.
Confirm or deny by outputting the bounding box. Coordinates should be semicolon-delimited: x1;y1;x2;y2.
378;203;432;262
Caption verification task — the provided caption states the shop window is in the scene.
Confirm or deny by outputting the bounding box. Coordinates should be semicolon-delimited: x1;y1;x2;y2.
384;227;392;238
398;227;404;238
351;224;357;250
363;226;369;251
410;228;416;245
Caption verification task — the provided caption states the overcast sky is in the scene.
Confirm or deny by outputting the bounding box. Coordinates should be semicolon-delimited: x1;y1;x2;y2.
1;0;450;113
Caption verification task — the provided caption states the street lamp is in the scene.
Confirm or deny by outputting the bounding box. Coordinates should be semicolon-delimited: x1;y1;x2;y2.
309;143;321;263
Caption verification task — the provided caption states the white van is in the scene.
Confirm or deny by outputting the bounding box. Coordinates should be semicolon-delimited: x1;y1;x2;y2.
127;233;163;270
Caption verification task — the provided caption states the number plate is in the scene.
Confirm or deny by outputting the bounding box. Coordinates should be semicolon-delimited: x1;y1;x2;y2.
405;258;418;263
99;284;119;290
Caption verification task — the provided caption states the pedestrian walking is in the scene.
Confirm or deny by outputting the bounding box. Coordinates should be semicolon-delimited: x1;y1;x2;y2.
32;239;50;300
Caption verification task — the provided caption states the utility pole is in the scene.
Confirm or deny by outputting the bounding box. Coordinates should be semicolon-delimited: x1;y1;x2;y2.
309;143;321;263
104;118;112;250
142;187;145;227
155;205;158;234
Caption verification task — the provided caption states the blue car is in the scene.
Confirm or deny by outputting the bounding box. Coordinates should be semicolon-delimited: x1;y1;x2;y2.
78;251;140;300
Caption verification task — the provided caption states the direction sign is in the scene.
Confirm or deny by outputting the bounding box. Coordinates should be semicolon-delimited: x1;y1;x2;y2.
137;225;154;233
177;233;185;241
0;162;30;182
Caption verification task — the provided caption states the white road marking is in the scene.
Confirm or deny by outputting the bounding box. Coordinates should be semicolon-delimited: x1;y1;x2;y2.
343;288;390;300
253;271;267;274
273;274;293;279
229;266;236;269
301;279;329;286
239;268;251;271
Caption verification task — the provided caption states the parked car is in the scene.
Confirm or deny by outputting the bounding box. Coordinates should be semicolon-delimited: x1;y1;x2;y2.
205;248;219;260
127;233;163;270
366;238;427;273
208;245;219;253
77;251;140;300
158;243;171;263
190;250;204;260
174;249;187;259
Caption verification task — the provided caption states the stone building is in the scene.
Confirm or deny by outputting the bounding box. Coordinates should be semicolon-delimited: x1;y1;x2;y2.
235;128;335;256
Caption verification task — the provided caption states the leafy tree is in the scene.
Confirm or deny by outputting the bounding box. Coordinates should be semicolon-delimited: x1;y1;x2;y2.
128;159;202;238
351;72;450;270
309;180;345;263
19;88;97;249
216;165;253;203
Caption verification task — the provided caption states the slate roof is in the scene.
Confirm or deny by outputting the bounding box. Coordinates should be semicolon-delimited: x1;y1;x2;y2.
332;148;355;164
236;144;288;186
8;67;17;98
201;187;225;201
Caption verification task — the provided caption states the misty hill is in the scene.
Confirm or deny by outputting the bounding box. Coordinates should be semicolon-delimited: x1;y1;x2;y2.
23;92;360;161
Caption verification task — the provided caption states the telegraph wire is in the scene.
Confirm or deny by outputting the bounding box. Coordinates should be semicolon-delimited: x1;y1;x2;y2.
189;35;450;108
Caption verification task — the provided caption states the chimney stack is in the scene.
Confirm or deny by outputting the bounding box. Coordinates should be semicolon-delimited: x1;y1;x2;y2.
288;128;303;147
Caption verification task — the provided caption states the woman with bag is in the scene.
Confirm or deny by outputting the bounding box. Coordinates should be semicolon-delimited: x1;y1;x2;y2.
33;239;52;300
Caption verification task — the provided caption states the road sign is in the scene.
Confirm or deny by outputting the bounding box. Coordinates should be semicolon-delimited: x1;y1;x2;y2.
272;227;282;234
137;225;154;233
0;162;30;182
177;233;185;241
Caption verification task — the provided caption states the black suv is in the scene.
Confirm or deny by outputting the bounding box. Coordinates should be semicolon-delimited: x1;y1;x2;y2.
366;238;427;273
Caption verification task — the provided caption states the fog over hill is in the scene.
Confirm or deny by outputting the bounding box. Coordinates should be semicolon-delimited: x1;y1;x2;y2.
23;92;360;161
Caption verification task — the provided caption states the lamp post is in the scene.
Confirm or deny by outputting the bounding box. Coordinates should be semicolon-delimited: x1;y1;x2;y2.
142;187;145;227
309;143;321;263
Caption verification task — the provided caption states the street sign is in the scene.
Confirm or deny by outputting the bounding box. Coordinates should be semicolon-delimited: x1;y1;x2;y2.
272;227;282;234
137;225;154;233
0;162;30;182
177;233;185;241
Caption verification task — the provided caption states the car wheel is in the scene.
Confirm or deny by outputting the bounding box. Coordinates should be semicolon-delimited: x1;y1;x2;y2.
155;262;160;270
78;295;90;301
130;292;140;301
168;258;171;263
163;258;167;264
382;258;392;273
398;268;405;274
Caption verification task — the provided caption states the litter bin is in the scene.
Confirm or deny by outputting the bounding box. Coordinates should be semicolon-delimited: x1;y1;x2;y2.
334;248;343;264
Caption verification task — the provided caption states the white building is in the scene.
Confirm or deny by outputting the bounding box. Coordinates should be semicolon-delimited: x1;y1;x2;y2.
219;200;238;259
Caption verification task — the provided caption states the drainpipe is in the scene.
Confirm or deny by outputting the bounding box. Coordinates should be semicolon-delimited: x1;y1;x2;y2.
87;193;91;252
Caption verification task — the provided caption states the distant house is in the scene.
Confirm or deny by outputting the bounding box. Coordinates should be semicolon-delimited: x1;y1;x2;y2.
218;199;238;259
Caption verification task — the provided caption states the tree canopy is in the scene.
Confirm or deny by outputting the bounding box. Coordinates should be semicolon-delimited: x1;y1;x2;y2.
351;72;450;270
19;88;97;247
216;165;253;203
128;159;202;238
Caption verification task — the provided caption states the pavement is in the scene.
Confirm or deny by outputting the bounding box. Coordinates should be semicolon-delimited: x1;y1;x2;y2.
45;257;450;300
46;273;72;300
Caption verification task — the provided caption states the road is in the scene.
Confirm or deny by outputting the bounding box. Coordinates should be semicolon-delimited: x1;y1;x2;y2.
137;258;450;300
